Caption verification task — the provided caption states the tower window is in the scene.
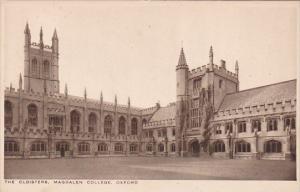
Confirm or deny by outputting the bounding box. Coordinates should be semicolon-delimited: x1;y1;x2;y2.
31;58;38;75
43;60;50;77
193;78;202;92
219;79;223;88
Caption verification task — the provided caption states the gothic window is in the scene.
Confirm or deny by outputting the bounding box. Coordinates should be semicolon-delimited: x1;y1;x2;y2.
172;128;176;136
264;140;282;153
30;141;47;152
162;129;167;137
43;60;50;77
267;118;278;131
142;119;147;127
238;121;247;133
149;130;153;137
235;141;251;153
114;143;123;152
4;141;19;153
193;78;202;92
157;130;161;137
28;103;38;127
88;112;97;133
171;143;176;152
158;143;164;152
225;122;233;134
215;125;222;135
98;143;108;152
285;117;296;130
4;100;13;129
146;144;153;152
49;115;63;132
130;143;138;152
219;79;223;88
31;58;38;75
78;142;90;153
104;115;112;135
118;116;126;135
70;110;80;133
251;119;261;132
56;142;69;151
213;140;225;152
131;118;138;135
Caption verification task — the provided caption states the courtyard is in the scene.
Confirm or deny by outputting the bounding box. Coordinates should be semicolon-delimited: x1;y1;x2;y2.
4;157;296;180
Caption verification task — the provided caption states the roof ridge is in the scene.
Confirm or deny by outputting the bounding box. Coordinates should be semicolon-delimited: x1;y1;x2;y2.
226;79;296;96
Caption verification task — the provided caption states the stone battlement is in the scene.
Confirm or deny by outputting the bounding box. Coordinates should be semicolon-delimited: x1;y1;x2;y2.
214;99;297;121
143;118;175;129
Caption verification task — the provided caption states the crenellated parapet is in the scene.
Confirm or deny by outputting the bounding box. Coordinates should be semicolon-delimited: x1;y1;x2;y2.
189;63;238;82
214;98;296;121
143;118;175;129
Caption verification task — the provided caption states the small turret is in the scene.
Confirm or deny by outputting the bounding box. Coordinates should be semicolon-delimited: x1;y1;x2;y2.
39;27;44;49
209;46;213;64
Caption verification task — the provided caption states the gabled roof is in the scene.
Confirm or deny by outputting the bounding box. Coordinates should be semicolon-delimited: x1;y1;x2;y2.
149;103;176;122
218;79;297;111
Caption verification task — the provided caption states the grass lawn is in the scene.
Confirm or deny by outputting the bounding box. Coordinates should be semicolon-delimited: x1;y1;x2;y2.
4;156;296;180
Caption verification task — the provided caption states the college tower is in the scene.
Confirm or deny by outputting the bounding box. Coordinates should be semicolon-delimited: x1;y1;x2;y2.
4;24;297;160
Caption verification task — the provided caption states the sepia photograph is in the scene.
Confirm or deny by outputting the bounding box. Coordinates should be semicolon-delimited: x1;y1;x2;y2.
0;1;299;192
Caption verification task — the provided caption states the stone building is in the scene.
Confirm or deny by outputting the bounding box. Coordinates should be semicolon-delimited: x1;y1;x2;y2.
4;24;296;160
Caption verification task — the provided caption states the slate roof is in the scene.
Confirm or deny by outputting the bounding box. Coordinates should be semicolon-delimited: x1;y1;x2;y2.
218;79;297;111
149;102;176;122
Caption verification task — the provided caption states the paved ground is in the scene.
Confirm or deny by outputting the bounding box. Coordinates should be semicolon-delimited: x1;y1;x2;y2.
4;157;296;180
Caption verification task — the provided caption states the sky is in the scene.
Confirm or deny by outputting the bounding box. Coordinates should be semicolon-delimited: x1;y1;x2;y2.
2;1;298;108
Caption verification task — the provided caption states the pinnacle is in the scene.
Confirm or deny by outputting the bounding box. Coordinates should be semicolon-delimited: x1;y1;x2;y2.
177;48;187;66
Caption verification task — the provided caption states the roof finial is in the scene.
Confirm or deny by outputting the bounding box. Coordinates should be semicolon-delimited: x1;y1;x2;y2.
24;22;30;34
39;26;44;48
177;48;187;66
209;46;213;64
52;28;58;40
64;83;68;97
19;73;22;89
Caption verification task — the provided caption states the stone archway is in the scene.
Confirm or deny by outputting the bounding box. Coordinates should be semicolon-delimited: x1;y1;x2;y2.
189;140;200;157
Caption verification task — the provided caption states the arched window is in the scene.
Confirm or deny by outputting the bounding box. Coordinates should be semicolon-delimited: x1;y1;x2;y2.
142;119;147;127
43;60;50;77
28;104;38;126
56;142;69;151
31;58;38;74
146;144;153;152
4;100;13;129
171;143;176;152
118;116;126;135
130;143;138;152
4;141;19;153
131;118;138;135
213;140;225;153
114;143;123;152
291;118;296;129
78;142;90;153
88;113;97;133
31;141;47;152
104;115;113;135
235;141;251;153
264;140;282;153
158;143;164;152
70;110;80;133
98;143;108;152
267;118;278;131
